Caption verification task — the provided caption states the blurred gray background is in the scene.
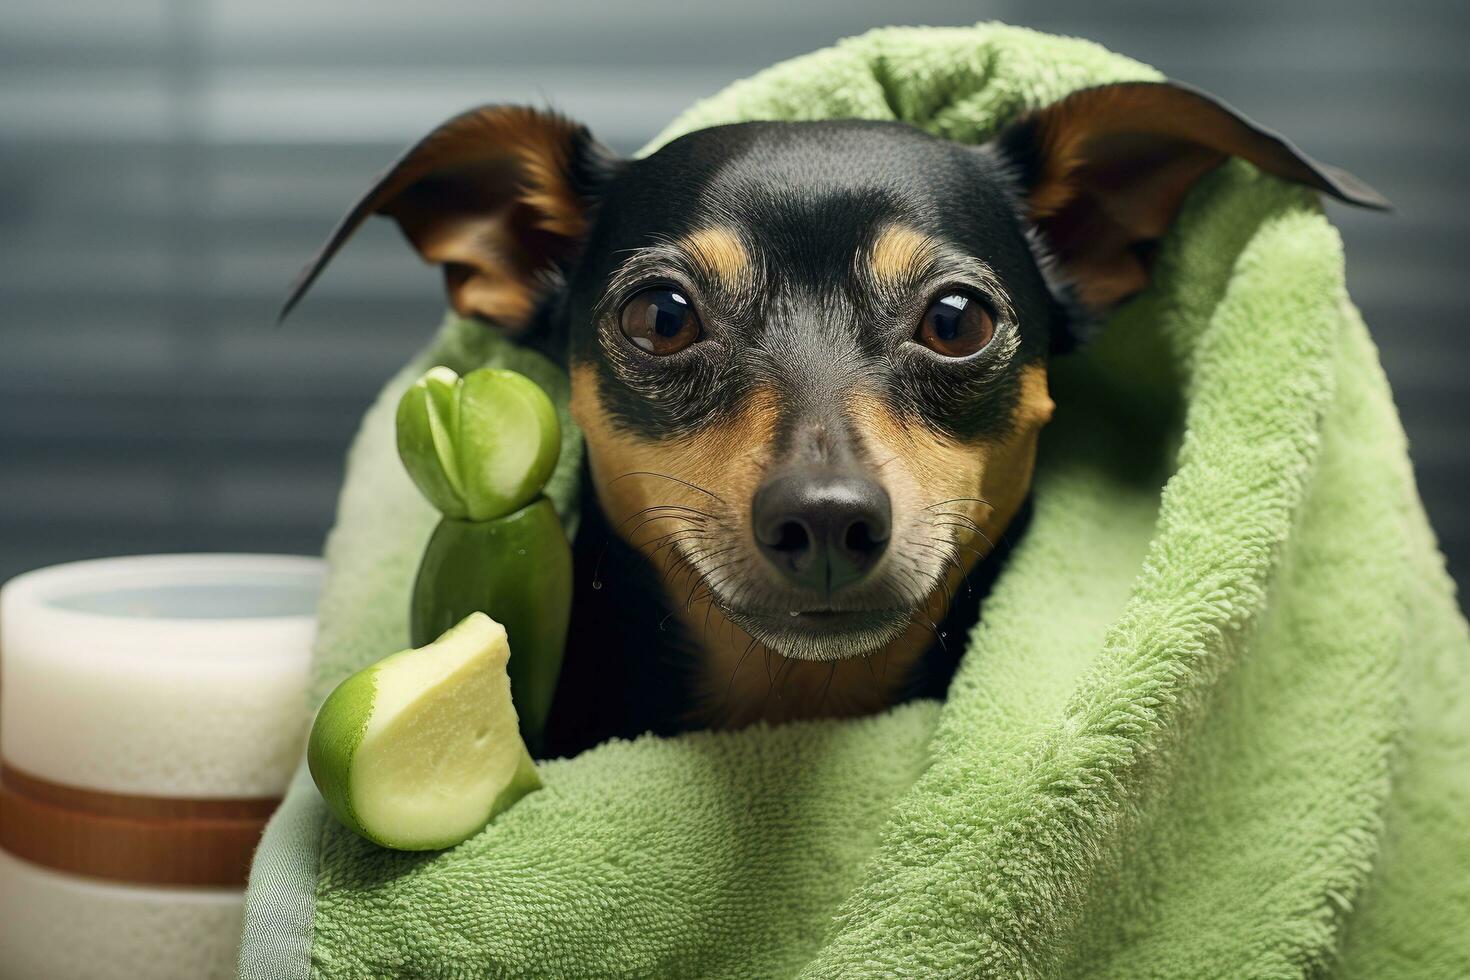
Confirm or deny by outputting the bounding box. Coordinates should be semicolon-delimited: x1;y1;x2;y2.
2;1;1466;590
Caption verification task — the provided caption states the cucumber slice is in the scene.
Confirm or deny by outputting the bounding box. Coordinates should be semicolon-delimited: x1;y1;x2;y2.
307;613;541;850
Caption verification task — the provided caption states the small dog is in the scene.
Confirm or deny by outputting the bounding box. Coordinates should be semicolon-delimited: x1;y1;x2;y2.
285;81;1384;754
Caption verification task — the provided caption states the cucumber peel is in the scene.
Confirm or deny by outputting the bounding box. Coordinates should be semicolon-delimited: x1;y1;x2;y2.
307;613;541;850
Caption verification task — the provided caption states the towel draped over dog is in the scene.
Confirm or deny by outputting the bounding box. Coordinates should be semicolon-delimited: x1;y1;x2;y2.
240;24;1470;978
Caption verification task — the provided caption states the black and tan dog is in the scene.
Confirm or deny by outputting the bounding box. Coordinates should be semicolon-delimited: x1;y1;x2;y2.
284;81;1384;754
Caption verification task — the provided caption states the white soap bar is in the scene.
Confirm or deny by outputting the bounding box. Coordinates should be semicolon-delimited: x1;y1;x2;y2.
0;554;323;797
0;849;241;980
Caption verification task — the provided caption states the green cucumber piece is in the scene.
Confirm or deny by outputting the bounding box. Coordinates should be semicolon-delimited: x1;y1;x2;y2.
307;613;541;850
397;367;561;522
411;497;572;755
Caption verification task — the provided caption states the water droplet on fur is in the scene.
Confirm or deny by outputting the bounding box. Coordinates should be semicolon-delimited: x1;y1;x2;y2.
789;610;800;618
517;548;526;556
591;580;603;590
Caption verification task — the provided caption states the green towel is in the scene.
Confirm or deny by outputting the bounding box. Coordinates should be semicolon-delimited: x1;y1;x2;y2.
239;23;1470;979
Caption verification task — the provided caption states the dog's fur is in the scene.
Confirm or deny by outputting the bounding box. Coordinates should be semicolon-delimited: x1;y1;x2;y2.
286;81;1386;755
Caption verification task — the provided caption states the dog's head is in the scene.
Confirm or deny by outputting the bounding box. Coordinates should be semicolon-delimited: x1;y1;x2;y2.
288;82;1384;663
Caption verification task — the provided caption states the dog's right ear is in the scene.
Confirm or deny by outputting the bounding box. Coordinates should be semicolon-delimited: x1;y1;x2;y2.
280;105;616;333
987;81;1389;325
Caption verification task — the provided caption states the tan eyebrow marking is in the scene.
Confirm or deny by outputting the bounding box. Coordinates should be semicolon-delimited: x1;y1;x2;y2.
868;224;940;283
680;226;750;287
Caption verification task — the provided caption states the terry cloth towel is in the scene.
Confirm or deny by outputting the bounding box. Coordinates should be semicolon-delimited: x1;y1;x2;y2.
239;23;1470;979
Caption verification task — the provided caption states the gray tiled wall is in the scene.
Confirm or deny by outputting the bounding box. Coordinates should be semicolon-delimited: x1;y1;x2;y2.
2;1;1466;593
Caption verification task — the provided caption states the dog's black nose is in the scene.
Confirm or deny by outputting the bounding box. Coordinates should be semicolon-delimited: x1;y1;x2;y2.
752;469;891;594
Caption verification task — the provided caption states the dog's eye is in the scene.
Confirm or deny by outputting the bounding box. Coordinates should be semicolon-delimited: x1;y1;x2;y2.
915;293;995;357
619;288;703;355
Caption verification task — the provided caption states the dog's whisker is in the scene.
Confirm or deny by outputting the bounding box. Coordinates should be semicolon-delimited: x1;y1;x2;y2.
635;537;702;575
655;556;697;596
682;572;709;612
702;587;720;634
919;617;946;653
936;538;987;563
927;522;995;554
590;539;610;591
923;496;994;512
624;513;702;543
887;560;939;612
918;524;991;566
914;534;979;597
924;516;986;542
638;535;706;568
727;635;759;699
929;514;997;552
691;556;742;583
771;653;798;702
818;661;838;710
662;556;705;596
888;566;923;607
639;523;706;547
881;575;944;638
909;539;967;583
654;556;702;591
722;592;750;640
615;503;715;531
609;470;727;504
928;520;985;536
663;545;739;590
642;528;709;560
655;536;726;574
929;510;985;531
720;574;757;624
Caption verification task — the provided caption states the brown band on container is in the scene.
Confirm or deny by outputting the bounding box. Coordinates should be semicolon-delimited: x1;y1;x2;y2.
0;763;281;887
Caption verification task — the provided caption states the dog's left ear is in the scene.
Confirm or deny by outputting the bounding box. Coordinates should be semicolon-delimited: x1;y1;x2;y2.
280;105;616;332
990;80;1389;314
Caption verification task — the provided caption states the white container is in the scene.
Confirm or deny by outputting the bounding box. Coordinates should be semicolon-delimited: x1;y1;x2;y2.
0;554;323;980
0;849;246;980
